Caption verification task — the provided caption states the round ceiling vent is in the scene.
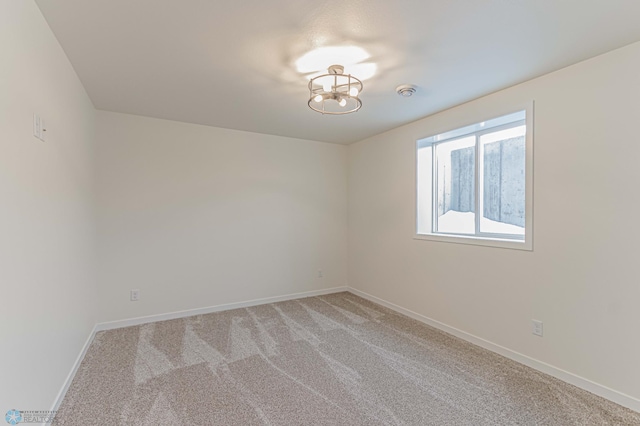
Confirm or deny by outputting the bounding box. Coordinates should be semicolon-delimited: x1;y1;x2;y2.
396;84;417;97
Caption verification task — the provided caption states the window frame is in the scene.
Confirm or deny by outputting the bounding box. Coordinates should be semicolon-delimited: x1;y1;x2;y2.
414;101;534;251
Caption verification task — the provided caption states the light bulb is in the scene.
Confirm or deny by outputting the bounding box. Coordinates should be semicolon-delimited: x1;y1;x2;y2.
349;87;359;97
338;98;347;107
313;95;323;103
323;82;332;92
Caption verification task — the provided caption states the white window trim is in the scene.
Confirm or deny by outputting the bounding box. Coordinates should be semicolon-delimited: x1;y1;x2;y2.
414;101;534;251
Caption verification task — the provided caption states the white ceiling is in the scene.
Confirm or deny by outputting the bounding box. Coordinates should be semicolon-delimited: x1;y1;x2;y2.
36;0;640;144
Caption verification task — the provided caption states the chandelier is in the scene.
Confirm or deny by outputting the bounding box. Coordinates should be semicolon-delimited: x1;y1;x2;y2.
308;65;363;115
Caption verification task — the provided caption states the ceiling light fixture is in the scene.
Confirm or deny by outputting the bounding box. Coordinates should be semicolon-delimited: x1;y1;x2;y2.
308;65;363;115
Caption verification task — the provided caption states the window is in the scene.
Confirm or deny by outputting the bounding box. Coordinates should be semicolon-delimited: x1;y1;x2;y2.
416;104;533;250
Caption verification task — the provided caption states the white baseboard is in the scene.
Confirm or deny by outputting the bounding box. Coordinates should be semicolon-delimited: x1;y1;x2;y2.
95;286;349;331
49;324;97;414
347;287;640;414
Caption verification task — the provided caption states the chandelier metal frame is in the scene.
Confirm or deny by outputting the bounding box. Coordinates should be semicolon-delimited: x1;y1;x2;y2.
307;65;363;115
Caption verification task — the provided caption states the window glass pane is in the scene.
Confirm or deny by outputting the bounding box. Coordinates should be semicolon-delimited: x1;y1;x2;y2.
435;136;475;234
480;125;526;236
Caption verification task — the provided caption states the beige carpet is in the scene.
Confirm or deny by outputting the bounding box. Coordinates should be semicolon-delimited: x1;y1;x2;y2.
54;292;640;425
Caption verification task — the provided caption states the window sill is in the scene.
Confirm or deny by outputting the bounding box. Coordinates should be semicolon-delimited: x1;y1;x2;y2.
414;232;532;251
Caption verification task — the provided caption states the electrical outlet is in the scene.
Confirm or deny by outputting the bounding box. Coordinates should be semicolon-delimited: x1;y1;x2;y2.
532;319;543;337
318;270;323;278
130;289;140;301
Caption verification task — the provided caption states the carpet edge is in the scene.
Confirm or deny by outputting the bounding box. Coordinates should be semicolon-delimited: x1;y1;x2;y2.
346;286;640;414
94;286;349;331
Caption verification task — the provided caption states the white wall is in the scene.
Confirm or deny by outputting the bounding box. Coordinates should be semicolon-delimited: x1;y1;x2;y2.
0;0;97;412
4;0;638;413
96;111;347;322
348;41;640;404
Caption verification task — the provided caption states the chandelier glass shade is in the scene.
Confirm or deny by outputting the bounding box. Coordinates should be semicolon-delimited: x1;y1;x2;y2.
308;65;363;115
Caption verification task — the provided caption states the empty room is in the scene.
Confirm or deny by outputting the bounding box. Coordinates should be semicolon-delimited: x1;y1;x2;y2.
2;0;640;424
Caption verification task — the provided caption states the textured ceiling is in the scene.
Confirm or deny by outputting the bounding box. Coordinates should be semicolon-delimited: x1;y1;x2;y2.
36;0;640;144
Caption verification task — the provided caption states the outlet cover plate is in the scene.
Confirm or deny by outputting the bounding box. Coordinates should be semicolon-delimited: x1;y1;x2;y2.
532;319;543;337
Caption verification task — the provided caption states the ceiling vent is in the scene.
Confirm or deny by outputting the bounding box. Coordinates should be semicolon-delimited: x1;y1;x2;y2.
396;84;417;97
